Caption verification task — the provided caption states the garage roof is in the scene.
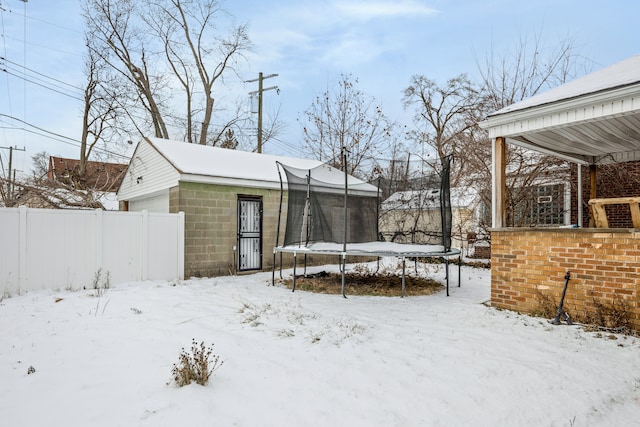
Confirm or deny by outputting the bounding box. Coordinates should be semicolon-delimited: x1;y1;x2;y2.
144;137;377;192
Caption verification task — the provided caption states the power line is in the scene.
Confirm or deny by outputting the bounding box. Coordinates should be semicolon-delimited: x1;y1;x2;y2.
246;72;279;153
0;144;25;198
2;62;81;97
0;114;131;160
0;2;83;35
0;2;16;150
2;68;83;100
0;33;82;58
1;56;83;91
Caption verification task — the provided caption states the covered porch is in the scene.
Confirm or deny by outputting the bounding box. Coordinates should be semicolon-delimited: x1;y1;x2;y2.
480;55;640;329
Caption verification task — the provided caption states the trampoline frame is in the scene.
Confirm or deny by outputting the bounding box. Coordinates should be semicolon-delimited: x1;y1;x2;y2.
272;242;461;297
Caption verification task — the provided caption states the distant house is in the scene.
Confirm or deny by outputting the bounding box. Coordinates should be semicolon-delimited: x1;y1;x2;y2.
379;186;482;254
118;137;374;278
48;156;126;192
13;157;127;210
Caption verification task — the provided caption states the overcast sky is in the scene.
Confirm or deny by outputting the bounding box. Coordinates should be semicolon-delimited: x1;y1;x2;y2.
1;0;638;174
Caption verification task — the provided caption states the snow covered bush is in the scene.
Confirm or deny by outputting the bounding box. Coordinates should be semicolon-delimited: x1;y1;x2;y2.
171;339;223;387
92;268;110;297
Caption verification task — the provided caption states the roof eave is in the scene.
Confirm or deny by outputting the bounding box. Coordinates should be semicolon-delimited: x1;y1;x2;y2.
479;82;640;134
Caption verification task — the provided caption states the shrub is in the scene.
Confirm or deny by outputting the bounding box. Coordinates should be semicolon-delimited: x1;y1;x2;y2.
92;269;110;297
579;297;632;332
171;339;223;387
531;291;557;319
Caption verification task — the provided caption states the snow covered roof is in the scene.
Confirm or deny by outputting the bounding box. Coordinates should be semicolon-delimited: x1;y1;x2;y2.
382;187;478;211
490;55;640;116
480;54;640;165
146;137;323;184
118;137;377;198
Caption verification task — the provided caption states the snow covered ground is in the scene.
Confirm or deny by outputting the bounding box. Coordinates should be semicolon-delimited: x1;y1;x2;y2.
1;261;639;426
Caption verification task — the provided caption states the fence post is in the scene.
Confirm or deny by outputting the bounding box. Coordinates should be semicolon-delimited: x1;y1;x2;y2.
19;206;28;293
178;211;185;280
95;209;103;276
141;210;149;281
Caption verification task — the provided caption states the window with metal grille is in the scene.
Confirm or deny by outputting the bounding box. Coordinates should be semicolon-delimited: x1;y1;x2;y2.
515;184;565;226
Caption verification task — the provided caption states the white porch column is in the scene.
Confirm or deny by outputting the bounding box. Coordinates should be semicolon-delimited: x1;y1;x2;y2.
577;164;583;227
492;137;507;228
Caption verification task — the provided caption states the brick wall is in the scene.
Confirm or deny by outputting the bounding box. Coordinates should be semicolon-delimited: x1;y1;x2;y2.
491;228;640;330
571;161;640;227
472;242;491;259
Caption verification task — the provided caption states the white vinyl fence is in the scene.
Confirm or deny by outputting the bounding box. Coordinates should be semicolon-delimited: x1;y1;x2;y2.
0;207;185;294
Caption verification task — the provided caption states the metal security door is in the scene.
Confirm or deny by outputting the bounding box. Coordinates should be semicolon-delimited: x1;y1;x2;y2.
237;197;263;271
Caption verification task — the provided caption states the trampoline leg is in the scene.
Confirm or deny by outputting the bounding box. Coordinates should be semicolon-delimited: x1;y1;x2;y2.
304;254;308;277
292;252;297;292
458;255;462;287
271;250;276;286
401;257;406;298
279;252;283;279
445;257;450;297
341;253;347;299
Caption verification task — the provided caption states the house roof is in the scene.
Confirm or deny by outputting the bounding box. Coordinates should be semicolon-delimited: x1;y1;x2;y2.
382;187;479;211
138;137;378;193
480;54;640;165
48;157;127;192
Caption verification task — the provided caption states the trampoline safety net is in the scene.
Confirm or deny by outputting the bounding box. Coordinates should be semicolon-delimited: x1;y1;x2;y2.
277;157;453;251
440;156;452;251
278;162;378;246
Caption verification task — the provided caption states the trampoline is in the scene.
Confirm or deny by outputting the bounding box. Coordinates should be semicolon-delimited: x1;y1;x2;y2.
272;152;460;297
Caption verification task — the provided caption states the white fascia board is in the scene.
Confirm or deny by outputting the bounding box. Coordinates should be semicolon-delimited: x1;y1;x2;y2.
480;84;640;137
179;173;281;190
178;173;379;196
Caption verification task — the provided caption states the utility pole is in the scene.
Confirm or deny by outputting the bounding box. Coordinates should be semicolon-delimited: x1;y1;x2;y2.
1;145;26;202
247;72;278;153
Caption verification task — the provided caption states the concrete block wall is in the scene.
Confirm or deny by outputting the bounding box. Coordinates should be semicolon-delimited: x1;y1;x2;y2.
168;181;378;279
491;228;640;330
170;182;287;277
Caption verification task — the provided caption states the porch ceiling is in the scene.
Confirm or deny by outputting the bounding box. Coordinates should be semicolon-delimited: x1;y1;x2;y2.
505;109;640;165
480;55;640;165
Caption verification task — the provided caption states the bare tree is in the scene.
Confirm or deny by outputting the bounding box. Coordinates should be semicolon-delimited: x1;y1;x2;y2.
478;31;583;112
219;128;239;149
402;74;484;184
397;32;584;240
79;37;127;179
471;32;585;229
375;142;411;200
300;74;393;178
30;151;49;179
82;0;251;145
3;152;112;209
84;0;169;139
143;0;250;144
254;104;285;152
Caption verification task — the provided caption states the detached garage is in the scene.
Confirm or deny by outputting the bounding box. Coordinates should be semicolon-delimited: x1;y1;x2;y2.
118;137;323;277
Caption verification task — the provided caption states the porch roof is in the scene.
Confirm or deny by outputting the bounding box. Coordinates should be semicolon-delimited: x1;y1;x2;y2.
479;55;640;165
